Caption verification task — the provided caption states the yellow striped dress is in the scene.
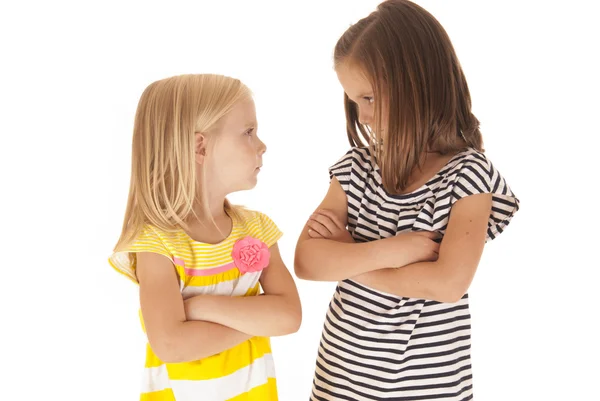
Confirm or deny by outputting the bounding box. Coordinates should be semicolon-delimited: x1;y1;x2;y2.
109;209;283;401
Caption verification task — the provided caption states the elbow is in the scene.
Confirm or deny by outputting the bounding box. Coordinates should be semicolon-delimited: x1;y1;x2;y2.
294;240;323;281
293;247;312;280
429;259;476;303
282;311;302;335
150;339;182;364
435;273;473;304
294;261;319;282
436;287;468;304
290;303;303;333
148;328;189;364
293;261;311;280
280;299;302;335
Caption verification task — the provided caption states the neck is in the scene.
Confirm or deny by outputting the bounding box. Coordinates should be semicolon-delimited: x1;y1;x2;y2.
189;188;229;224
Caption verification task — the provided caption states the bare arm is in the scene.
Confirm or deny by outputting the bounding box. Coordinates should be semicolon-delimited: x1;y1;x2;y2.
352;194;492;303
184;243;302;337
137;252;252;364
294;177;438;281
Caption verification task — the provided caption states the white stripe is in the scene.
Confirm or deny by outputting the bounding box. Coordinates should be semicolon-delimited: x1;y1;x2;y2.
141;365;170;393
170;353;275;401
181;271;261;298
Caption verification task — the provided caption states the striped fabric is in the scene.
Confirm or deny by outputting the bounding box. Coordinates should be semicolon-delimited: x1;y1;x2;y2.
310;147;519;400
109;209;283;401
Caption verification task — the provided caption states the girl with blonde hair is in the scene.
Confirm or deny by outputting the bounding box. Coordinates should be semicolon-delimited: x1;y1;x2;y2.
110;74;301;401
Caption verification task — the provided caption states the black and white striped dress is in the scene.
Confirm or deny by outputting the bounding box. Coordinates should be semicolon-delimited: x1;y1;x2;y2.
311;147;519;400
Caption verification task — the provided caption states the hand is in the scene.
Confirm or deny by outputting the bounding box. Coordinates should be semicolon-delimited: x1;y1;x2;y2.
306;209;355;243
392;231;441;267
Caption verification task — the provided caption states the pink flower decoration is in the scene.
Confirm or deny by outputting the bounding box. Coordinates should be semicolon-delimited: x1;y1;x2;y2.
232;236;270;274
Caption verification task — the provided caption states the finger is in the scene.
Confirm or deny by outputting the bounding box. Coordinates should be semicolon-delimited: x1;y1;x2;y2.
310;213;338;234
316;209;345;230
308;228;324;238
307;220;332;238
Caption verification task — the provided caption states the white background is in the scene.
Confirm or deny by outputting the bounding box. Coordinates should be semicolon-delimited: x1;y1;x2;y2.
1;0;599;400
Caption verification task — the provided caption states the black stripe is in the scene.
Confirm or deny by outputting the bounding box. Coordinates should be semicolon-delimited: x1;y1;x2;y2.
325;314;410;345
314;370;473;400
316;356;472;386
419;303;470;318
493;195;516;207
318;337;472;373
463;164;491;192
330;304;414;336
313;373;379;400
344;279;423;304
331;298;420;327
338;288;424;318
405;335;471;353
453;181;475;198
410;315;471;340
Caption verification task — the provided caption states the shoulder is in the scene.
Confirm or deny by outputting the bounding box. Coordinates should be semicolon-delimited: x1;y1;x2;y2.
430;148;520;240
109;223;176;284
330;146;372;169
128;224;176;252
235;207;283;247
444;148;492;179
329;146;374;188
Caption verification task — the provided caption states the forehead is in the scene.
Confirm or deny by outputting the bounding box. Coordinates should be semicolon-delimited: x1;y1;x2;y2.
215;97;256;132
335;62;373;101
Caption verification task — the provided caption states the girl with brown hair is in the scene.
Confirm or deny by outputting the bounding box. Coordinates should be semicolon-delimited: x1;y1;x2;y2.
295;1;519;399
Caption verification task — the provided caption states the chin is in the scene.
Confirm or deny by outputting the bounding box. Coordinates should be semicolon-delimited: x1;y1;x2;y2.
235;179;258;192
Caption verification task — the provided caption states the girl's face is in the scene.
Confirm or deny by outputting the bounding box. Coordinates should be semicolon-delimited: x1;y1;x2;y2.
201;98;266;195
336;62;387;138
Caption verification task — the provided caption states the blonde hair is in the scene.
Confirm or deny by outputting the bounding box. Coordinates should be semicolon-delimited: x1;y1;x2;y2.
114;74;251;253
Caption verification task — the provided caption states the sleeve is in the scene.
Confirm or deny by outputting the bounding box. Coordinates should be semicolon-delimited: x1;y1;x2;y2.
108;225;173;284
414;152;520;241
256;212;284;247
328;148;354;193
452;153;519;240
328;147;373;195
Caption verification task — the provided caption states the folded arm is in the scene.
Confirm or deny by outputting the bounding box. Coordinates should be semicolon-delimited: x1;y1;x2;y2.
184;243;302;337
353;193;492;303
137;252;252;364
294;177;439;281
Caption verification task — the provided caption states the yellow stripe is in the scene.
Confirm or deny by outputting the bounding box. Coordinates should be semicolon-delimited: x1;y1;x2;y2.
245;283;260;296
226;378;278;401
165;336;272;380
144;343;164;368
140;388;175;401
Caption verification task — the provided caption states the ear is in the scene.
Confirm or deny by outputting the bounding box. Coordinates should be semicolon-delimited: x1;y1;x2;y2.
195;132;207;164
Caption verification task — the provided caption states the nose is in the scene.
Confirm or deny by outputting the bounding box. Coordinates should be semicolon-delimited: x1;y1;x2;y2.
258;138;267;155
358;107;373;126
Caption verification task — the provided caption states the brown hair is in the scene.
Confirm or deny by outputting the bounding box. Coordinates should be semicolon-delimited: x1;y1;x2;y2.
334;0;483;194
